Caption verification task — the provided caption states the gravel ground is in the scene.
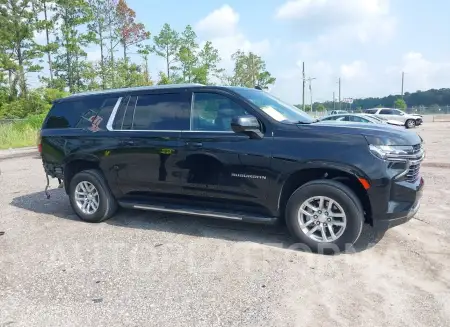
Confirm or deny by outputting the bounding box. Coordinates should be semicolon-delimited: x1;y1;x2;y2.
1;123;450;327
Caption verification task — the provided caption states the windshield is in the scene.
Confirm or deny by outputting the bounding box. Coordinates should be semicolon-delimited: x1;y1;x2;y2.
232;88;315;124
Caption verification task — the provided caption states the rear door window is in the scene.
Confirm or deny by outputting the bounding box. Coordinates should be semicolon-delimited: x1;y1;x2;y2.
112;92;190;131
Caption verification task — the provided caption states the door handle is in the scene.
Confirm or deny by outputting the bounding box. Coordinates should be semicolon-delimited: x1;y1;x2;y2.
185;141;203;147
120;140;134;146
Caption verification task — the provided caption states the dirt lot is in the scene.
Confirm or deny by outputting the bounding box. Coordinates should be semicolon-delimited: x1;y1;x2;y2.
1;123;449;327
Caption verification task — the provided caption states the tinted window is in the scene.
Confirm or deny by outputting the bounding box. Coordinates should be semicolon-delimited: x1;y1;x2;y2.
380;109;394;115
44;96;119;129
349;116;369;123
365;109;377;114
192;93;248;131
131;93;189;130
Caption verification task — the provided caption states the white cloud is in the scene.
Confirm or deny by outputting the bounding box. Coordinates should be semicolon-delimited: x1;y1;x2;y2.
276;0;389;23
195;5;239;38
340;60;368;81
386;52;450;92
195;5;270;71
279;0;396;58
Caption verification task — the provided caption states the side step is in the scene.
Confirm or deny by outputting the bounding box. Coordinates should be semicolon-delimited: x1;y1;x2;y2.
118;199;278;225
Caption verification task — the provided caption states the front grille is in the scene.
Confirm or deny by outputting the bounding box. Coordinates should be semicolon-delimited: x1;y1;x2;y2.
406;162;421;182
405;143;424;183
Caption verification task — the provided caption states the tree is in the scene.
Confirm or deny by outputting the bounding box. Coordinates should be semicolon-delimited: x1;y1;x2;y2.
52;0;97;92
116;0;149;66
86;0;117;88
152;23;179;80
315;104;326;112
193;41;223;84
229;50;276;89
0;0;43;98
393;98;407;109
176;25;198;83
35;0;58;87
137;44;152;84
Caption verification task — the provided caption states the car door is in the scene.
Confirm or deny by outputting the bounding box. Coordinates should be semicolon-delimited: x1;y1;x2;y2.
178;90;273;210
108;90;190;197
391;109;407;122
378;109;396;121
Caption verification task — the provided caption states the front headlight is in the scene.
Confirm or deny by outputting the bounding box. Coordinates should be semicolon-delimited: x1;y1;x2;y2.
368;144;414;160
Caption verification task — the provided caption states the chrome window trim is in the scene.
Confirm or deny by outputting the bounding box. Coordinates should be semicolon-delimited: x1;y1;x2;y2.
130;96;139;130
105;92;239;134
120;96;132;130
106;97;123;131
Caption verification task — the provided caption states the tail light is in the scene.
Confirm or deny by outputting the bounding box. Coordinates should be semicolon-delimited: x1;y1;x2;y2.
37;130;42;153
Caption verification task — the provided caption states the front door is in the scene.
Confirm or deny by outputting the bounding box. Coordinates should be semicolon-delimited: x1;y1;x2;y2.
179;91;274;210
109;91;190;197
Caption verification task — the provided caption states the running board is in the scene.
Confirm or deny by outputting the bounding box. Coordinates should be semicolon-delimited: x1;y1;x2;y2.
118;200;278;225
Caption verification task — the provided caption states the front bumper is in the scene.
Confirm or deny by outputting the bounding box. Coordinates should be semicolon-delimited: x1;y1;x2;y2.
371;176;424;230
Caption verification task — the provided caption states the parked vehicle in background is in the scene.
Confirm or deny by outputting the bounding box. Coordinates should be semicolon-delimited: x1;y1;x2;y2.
38;84;424;253
320;113;405;127
330;110;348;115
364;108;423;129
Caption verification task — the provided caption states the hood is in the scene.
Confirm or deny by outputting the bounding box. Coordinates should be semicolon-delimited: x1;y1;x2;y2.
310;121;421;146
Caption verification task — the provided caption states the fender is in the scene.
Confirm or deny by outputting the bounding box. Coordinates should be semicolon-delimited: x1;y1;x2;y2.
275;160;371;214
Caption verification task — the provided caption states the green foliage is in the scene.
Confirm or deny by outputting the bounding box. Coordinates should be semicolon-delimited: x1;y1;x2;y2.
393;97;407;109
0;0;278;131
0;121;39;149
228;50;276;89
152;23;180;80
315;104;326;112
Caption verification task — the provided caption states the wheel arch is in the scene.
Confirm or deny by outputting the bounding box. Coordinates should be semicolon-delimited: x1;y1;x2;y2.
63;154;101;194
277;164;373;224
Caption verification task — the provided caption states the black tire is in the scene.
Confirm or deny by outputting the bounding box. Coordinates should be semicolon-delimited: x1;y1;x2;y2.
405;119;416;129
69;169;118;223
285;180;364;254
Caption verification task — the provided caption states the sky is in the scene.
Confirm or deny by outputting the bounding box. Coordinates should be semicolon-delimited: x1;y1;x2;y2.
33;0;450;104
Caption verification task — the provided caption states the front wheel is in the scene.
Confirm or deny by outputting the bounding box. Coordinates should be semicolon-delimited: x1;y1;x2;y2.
285;180;364;253
405;119;416;129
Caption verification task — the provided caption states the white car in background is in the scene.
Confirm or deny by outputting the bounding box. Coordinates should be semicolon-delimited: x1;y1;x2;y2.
364;108;423;129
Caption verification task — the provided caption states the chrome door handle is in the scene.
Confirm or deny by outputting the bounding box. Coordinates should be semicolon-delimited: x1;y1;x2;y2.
185;141;202;147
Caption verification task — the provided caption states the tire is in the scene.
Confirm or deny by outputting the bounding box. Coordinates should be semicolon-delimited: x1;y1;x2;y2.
69;169;118;223
405;119;416;129
285;180;364;254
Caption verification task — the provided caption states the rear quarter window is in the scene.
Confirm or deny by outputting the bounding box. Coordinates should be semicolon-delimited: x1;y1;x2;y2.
43;95;119;130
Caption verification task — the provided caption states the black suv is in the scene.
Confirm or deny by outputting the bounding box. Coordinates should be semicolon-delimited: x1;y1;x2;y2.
38;84;425;252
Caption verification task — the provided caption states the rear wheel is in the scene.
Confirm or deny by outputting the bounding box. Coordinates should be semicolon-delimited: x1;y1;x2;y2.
69;169;118;223
285;180;364;253
405;119;416;129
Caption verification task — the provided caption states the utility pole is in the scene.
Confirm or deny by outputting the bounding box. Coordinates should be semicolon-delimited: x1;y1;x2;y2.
302;62;305;111
307;77;316;114
333;92;336;110
338;78;341;110
401;71;405;98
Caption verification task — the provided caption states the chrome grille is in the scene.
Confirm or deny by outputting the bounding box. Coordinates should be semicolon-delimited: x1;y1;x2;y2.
406;143;424;183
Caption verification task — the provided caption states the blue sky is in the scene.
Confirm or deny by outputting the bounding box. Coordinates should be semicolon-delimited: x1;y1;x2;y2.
34;0;450;104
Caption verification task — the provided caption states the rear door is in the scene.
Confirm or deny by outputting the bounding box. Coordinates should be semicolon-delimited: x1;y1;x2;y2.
108;90;190;197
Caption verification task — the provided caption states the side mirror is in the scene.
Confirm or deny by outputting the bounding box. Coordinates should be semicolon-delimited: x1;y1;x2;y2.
231;115;263;139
